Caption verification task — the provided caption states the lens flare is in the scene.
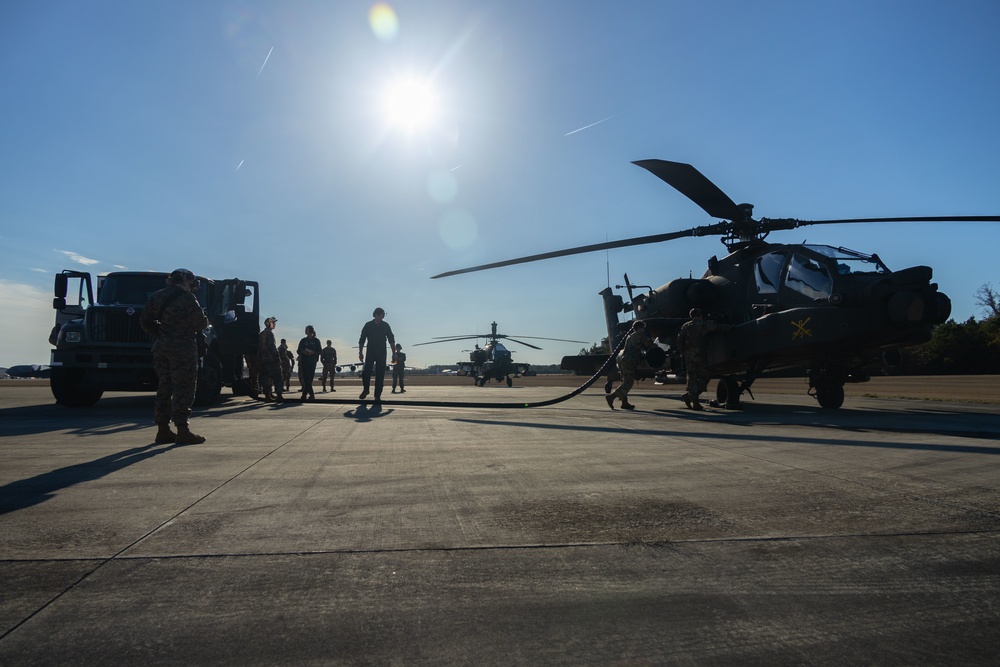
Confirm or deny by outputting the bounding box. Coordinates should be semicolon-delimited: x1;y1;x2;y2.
369;3;399;41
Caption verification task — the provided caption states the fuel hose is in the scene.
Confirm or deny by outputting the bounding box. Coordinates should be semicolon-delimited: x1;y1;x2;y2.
273;331;631;410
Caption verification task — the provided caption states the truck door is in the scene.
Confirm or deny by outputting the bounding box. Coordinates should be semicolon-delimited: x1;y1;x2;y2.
51;271;94;339
212;280;260;349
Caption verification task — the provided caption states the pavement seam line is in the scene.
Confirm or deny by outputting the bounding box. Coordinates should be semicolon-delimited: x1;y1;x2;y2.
0;420;322;643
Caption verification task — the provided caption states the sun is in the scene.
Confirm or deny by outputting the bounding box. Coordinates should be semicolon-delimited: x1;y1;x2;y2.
382;77;439;132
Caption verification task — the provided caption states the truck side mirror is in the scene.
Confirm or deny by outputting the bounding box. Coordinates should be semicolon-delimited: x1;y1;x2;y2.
53;297;66;310
54;274;68;299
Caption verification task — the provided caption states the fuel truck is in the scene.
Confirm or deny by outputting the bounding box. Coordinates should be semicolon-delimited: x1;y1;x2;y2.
49;270;260;407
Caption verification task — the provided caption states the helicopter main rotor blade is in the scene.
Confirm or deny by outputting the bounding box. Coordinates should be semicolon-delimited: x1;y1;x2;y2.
764;215;1000;230
633;159;743;221
431;224;727;278
504;338;544;350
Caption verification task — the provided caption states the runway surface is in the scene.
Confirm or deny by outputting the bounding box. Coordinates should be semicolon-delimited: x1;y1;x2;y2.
1;381;999;665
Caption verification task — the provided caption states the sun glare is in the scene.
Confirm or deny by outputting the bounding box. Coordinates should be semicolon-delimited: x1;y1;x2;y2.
383;77;438;131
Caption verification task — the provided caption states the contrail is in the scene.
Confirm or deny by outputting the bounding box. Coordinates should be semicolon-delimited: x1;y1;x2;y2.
565;113;619;136
255;46;273;80
236;160;244;171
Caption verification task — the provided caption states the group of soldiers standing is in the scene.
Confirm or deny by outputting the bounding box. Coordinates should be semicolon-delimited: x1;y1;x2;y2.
254;307;406;404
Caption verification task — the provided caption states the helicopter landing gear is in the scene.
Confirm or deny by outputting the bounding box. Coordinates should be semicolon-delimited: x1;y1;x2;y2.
813;383;845;409
809;365;847;409
716;376;741;409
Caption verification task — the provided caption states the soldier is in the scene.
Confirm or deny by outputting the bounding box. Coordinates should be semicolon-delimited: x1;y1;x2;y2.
257;317;284;403
606;320;655;411
140;268;209;444
358;307;395;402
676;308;731;410
391;343;406;393
320;340;338;392
297;325;322;401
278;338;294;391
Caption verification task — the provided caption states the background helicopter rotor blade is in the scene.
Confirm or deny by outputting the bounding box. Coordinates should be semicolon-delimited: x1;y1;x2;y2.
505;335;591;344
503;338;544;350
431;225;726;278
632;159;743;221
413;335;483;346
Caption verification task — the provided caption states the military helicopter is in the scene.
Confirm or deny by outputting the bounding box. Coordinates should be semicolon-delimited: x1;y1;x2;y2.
433;159;1000;409
415;321;588;387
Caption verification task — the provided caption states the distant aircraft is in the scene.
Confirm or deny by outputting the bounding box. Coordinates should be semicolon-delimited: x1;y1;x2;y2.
5;364;51;378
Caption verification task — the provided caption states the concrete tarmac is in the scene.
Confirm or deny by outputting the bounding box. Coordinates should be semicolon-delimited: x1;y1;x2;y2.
1;379;999;665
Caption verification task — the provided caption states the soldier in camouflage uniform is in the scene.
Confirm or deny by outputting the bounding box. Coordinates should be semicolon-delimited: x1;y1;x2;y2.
606;320;655;411
278;338;294;391
257;317;284;403
140;268;209;444
676;308;731;410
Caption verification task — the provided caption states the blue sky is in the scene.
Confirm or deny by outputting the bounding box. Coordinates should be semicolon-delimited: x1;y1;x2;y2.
2;0;998;369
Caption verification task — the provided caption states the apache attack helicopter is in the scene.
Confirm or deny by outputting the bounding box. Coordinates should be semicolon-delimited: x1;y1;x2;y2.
414;321;587;387
433;159;999;409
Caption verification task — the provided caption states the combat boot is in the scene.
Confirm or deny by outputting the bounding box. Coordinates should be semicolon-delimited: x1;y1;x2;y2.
155;422;176;444
262;390;276;403
691;398;704;411
681;392;692;409
175;423;206;445
621;400;636;411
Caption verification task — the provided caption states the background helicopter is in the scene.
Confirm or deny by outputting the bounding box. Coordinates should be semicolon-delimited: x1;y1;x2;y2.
415;321;587;387
433;159;999;409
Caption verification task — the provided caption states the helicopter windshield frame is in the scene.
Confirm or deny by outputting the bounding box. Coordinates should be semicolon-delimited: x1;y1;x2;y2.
804;245;890;274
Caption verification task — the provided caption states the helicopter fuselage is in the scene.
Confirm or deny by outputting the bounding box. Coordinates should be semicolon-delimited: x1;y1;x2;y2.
594;241;950;407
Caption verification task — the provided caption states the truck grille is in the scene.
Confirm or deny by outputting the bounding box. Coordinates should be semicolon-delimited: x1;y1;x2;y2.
87;308;153;344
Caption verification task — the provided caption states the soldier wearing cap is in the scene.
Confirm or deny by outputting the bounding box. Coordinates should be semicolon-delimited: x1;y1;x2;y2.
257;316;284;403
140;268;209;444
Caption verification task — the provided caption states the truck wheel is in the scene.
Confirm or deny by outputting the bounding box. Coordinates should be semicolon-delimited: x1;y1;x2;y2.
194;362;223;406
50;368;103;407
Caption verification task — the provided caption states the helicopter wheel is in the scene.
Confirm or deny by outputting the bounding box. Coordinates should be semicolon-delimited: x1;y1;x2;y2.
815;384;845;409
716;376;741;409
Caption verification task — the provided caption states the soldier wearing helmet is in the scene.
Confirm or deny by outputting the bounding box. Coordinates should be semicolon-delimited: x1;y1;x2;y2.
677;308;731;410
606;319;655;411
140;269;209;444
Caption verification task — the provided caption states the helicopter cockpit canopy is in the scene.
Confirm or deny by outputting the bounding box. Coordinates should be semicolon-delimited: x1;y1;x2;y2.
754;245;890;302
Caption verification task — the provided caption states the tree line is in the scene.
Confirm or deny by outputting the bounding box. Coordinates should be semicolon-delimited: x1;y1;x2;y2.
901;283;1000;374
